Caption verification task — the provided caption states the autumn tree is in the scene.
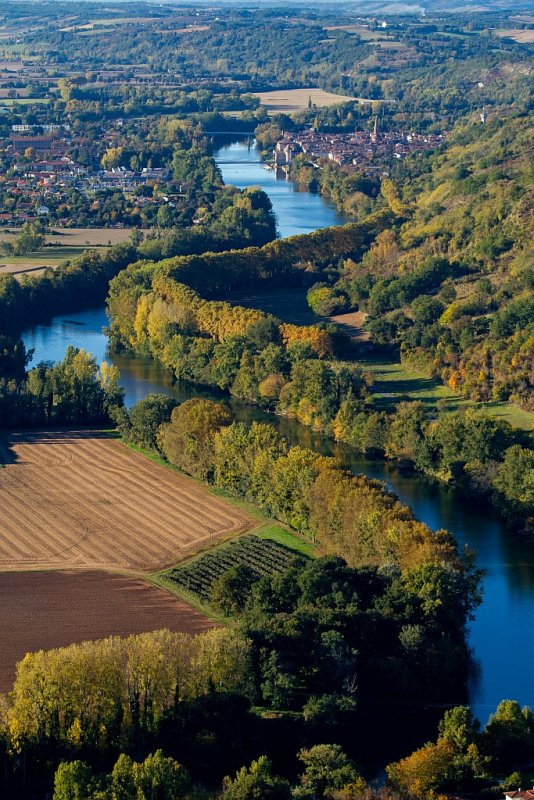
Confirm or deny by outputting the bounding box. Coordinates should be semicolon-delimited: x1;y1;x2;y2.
158;398;233;480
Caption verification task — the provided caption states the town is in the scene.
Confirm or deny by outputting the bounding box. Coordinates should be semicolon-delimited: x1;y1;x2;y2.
274;120;446;174
0;123;176;227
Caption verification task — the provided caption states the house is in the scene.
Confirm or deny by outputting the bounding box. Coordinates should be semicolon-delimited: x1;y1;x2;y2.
505;790;534;799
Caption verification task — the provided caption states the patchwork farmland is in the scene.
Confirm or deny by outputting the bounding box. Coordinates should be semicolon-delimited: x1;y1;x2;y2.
0;570;216;692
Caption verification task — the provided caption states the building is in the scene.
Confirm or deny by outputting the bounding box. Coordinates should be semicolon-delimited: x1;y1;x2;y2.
505;790;534;799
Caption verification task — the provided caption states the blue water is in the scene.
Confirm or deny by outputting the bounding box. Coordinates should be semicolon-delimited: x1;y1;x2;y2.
21;139;534;722
215;137;347;237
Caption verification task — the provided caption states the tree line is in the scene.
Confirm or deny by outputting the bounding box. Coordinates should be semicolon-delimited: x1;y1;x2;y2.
0;342;124;428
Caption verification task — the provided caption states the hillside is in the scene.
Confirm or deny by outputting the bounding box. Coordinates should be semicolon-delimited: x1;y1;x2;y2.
331;111;533;410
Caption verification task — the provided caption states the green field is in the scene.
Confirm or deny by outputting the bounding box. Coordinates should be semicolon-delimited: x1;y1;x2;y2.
155;530;310;621
151;524;313;622
358;353;532;430
0;246;86;271
0;98;51;106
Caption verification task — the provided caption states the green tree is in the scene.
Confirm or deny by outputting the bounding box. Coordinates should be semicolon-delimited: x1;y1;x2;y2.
221;756;290;800
158;398;233;480
126;394;178;450
493;446;534;518
133;750;189;800
211;564;257;615
482;700;534;769
293;744;361;800
53;761;98;800
109;754;137;800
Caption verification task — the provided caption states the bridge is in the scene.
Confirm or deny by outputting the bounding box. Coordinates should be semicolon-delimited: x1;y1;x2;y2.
217;160;270;166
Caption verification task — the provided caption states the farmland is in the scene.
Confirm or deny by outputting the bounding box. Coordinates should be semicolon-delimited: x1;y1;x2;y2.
0;227;135;276
161;533;309;610
0;570;216;692
496;28;534;44
0;430;253;572
0;227;135;247
255;87;356;114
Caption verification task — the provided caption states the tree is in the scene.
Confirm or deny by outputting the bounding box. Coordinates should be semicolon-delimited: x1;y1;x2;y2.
482;700;534;770
438;706;479;753
132;750;189;800
158;398;233;480
53;761;98;800
211;564;257;615
109;754;137;800
221;756;290;800
493;446;534;519
126;394;178;450
386;739;456;799
101;147;124;170
0;336;31;388
293;745;361;800
13;221;45;256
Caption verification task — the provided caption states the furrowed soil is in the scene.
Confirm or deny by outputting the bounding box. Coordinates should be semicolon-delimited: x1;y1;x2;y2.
0;570;217;692
0;429;253;572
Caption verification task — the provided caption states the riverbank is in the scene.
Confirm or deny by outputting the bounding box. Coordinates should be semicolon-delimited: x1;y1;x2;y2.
11;136;534;720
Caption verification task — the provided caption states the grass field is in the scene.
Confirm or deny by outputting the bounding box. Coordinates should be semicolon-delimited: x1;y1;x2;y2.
324;24;392;41
0;98;50;105
256;88;356;114
0;227;135;275
0;429;253;572
0;246;86;275
0;570;216;692
358;354;533;429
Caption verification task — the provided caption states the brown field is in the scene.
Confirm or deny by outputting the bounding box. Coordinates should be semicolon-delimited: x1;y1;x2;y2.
0;571;216;692
256;87;356;114
496;28;534;43
0;430;253;572
158;25;210;34
329;310;370;343
0;226;135;247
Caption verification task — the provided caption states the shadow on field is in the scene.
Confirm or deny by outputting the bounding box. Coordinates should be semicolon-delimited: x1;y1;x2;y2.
0;428;115;465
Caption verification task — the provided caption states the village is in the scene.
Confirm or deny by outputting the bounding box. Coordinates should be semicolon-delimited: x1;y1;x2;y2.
0;125;176;226
273;121;446;174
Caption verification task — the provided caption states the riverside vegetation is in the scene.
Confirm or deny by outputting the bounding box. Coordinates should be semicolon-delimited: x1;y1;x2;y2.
0;4;532;797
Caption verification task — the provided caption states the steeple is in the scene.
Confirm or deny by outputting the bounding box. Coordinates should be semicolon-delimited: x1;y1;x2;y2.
371;116;379;144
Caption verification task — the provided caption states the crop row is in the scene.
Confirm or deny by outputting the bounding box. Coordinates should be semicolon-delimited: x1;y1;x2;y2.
168;535;305;600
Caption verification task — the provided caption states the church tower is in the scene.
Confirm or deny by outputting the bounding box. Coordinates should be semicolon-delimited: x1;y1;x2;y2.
371;116;379;144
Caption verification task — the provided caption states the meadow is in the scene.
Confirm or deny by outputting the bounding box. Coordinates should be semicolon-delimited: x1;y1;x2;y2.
0;227;134;275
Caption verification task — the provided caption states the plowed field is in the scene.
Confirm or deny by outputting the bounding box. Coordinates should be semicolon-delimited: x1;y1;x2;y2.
0;571;216;691
0;430;253;572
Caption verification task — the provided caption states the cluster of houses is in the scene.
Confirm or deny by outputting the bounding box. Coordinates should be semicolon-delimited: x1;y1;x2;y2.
0;130;175;225
273;120;445;175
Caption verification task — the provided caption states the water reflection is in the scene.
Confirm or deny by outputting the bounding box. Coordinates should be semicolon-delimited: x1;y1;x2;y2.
213;135;348;238
18;139;534;721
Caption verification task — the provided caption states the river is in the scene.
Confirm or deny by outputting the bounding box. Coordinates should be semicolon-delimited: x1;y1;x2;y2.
21;138;534;722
